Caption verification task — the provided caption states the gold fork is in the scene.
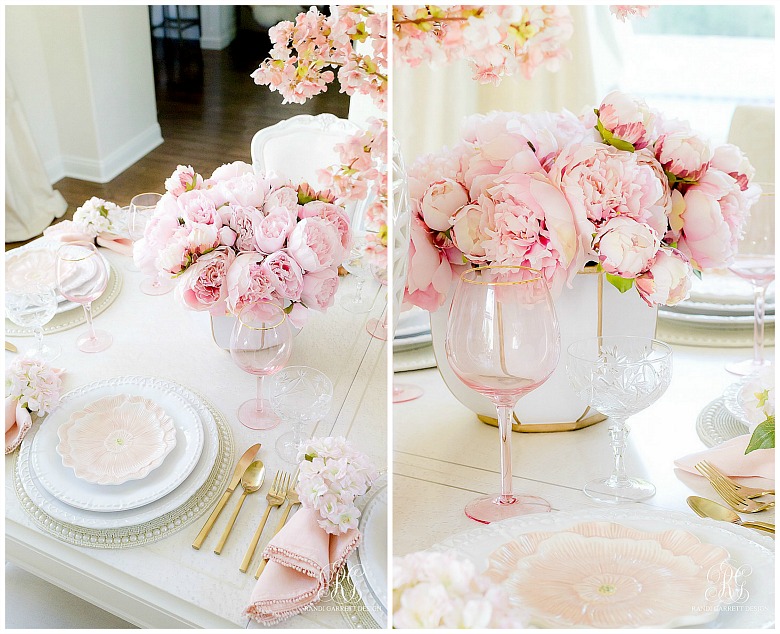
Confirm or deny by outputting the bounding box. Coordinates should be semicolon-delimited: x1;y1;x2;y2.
704;473;775;513
239;470;290;573
254;470;300;579
696;461;775;499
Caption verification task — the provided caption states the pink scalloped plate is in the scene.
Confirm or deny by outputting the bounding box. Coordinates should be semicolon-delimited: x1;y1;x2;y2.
56;394;176;485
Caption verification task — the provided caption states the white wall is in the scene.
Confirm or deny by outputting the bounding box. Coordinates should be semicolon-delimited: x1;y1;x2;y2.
5;5;162;184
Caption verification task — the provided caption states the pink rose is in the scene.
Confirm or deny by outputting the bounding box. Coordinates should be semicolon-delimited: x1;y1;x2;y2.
450;203;488;261
226;252;278;314
653;118;711;182
636;248;692;307
165;165;203;197
298;201;351;253
227;205;264;252
597;91;655;150
175;248;235;315
254;209;296;254
300;267;339;311
5;396;32;455
177;190;222;227
262;250;304;301
287;217;342;272
420;179;470;231
404;214;466;312
594;217;660;278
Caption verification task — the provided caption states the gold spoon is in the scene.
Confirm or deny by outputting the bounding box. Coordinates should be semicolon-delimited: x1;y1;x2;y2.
214;460;265;554
687;496;775;533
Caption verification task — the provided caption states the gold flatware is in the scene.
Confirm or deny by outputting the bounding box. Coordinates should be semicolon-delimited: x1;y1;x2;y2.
214;460;266;554
192;443;261;550
696;464;775;513
687;496;775;533
5;341;18;353
255;470;300;579
239;470;290;573
695;460;774;499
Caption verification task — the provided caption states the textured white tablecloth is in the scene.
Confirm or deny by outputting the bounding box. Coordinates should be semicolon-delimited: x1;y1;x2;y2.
5;246;388;629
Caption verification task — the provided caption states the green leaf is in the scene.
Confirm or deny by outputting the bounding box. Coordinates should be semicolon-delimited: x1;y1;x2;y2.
605;273;634;294
745;416;775;454
595;116;636;153
304;452;316;462
755;389;770;408
283;303;294;314
692;268;703;280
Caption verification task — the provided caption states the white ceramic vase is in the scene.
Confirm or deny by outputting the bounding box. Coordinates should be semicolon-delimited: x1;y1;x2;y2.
429;270;659;426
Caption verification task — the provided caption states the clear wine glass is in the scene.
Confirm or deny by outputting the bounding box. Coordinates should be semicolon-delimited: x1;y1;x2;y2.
5;284;61;361
131;192;174;296
366;257;388;340
55;242;112;353
726;183;775;376
271;366;333;464
445;265;560;523
229;302;293;430
340;235;375;314
567;336;672;503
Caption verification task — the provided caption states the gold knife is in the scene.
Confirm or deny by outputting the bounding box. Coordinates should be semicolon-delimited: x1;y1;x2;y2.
5;342;18;353
192;443;261;550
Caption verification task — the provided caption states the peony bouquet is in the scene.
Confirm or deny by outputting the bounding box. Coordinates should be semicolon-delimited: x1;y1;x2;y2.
393;551;525;628
296;436;379;535
405;90;761;311
135;162;351;328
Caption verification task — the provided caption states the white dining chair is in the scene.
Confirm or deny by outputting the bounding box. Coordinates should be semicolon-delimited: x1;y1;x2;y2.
250;113;368;226
727;105;774;184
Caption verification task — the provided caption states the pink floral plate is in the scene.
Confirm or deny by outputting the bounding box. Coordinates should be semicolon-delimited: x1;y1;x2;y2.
486;521;737;629
56;394;177;485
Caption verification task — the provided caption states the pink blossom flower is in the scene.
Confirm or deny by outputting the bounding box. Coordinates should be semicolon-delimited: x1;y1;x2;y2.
301;268;340;312
653;117;712;182
594;217;660;278
176;248;235;315
286;217;342;272
262;250;304;301
164;165;203;196
635;247;692;306
421;179;470;231
597;91;655;150
225;252;278;314
253;208;296;254
610;5;655;21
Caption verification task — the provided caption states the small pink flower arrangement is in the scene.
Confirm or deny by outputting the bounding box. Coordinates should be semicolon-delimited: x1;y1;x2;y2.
296;436;379;535
610;5;655;21
405;90;761;311
393;551;525;628
5;357;64;454
135;162;351;328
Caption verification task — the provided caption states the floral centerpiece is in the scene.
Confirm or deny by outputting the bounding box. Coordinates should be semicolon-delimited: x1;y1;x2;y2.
405;90;761;311
135;161;351;328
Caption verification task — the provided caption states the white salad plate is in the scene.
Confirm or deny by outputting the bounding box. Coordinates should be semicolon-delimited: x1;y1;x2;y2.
430;507;774;629
19;377;216;528
349;473;388;624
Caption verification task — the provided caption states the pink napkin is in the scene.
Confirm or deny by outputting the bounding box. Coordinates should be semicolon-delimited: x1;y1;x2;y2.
675;435;775;487
5;396;32;455
43;221;132;256
244;507;361;625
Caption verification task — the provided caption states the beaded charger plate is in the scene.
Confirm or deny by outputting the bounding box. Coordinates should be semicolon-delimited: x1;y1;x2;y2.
13;378;234;548
5;261;122;337
696;397;750;448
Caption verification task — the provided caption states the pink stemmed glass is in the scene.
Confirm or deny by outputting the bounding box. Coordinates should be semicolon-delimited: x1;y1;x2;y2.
445;265;560;523
366;259;388;340
55;242;112;353
130;192;174;296
230;302;293;430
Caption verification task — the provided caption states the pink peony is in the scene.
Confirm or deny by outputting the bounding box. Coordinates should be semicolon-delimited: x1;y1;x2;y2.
635;248;692;306
298;201;351;253
653;118;711;182
210;161;254;181
420;179;470;231
209;172;269;208
597;91;655;150
711;144;758;193
594;217;660;278
254;208;296;254
226;205;265;252
225;252;278;314
262;250;304;301
164;165;203;196
176;248;235;315
286;217;342;272
301;267;340;311
177;190;222;227
450;203;489;261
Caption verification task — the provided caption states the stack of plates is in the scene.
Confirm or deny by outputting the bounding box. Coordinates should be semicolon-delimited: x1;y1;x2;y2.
393;307;431;352
15;376;232;548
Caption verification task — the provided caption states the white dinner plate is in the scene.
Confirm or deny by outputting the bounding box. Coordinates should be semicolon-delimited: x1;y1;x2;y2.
658;310;775;327
349;473;388;622
18;377;219;530
31;378;204;512
664;299;774;317
393;331;432;352
429;507;774;629
395;307;430;339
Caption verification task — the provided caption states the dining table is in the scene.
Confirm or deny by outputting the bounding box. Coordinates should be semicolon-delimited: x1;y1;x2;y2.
5;244;388;629
393;328;775;619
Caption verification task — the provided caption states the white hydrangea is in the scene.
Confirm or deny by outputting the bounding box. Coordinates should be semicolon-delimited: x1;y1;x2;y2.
73;196;120;236
740;368;775;430
6;357;63;416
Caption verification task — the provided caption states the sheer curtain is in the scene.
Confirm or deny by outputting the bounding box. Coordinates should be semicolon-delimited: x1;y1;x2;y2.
5;70;67;243
393;6;621;164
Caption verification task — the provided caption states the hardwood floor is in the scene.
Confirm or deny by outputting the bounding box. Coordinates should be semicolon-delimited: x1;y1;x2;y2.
7;30;349;250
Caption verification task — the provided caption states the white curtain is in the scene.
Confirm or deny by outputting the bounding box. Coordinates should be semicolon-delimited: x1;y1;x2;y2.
393;6;622;164
5;70;67;243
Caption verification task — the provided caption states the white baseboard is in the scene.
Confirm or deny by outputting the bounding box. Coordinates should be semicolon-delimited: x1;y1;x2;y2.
44;157;65;185
200;28;235;50
59;124;164;184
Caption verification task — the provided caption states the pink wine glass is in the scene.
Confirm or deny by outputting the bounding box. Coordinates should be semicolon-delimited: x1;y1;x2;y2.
55;242;112;353
366;258;388;340
230;302;293;430
445;265;560;523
